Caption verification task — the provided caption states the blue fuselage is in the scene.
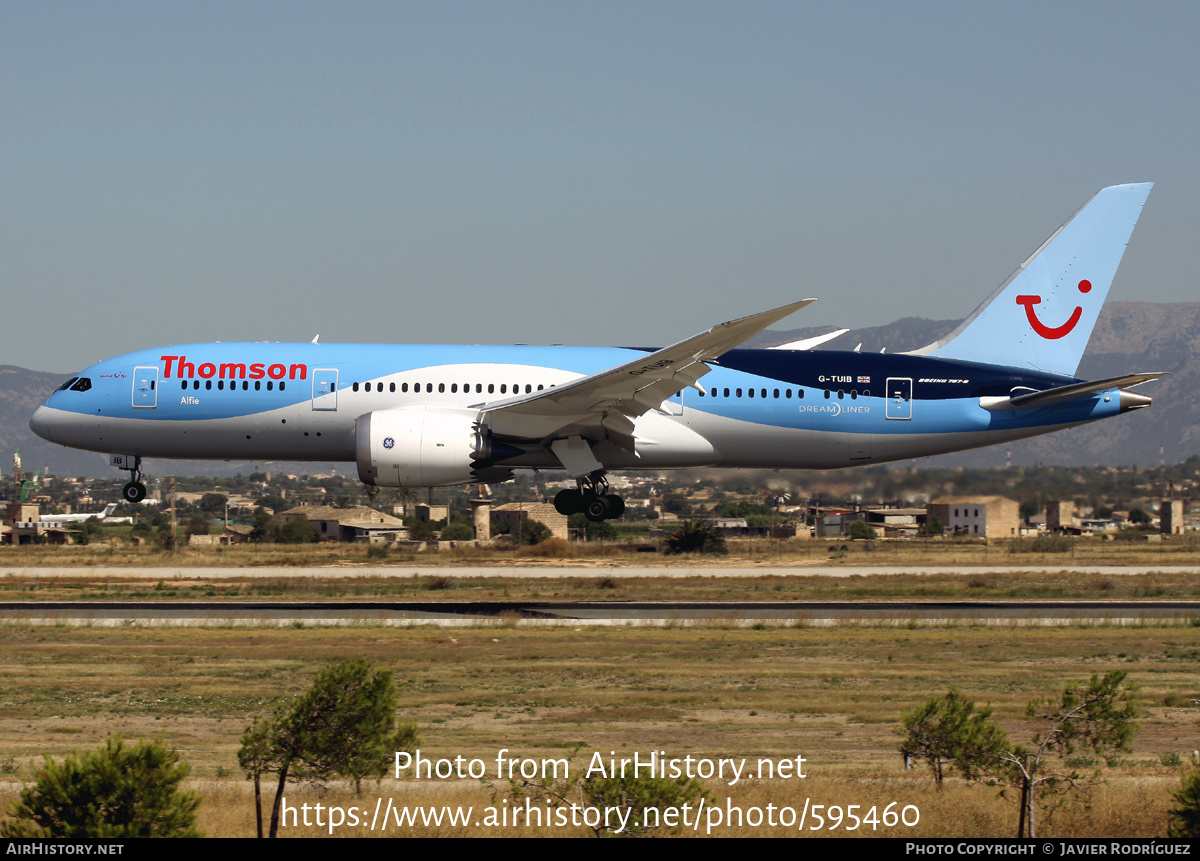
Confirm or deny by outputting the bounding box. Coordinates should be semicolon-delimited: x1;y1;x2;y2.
29;342;1123;477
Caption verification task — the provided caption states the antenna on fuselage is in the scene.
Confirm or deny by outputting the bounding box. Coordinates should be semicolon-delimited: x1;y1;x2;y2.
311;334;320;344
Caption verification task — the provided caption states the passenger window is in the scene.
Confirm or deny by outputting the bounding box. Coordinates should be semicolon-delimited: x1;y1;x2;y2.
851;390;857;400
353;382;359;392
280;381;285;391
439;383;445;393
267;381;273;391
205;380;212;390
748;388;754;398
837;390;844;399
194;380;200;390
243;381;249;391
180;381;187;390
824;390;830;399
218;380;224;390
488;384;494;394
736;388;742;398
773;389;779;398
426;383;433;393
785;389;791;399
255;381;261;391
525;384;531;393
723;388;730;398
390;382;395;392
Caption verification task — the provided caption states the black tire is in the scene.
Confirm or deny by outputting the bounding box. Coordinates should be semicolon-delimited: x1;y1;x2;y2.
122;482;147;504
604;494;625;519
554;489;584;515
584;494;612;522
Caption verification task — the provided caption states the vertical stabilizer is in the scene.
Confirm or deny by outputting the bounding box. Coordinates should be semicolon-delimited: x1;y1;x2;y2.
910;183;1152;376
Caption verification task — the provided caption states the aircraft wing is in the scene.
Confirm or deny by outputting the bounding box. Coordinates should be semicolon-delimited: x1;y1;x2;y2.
480;300;815;449
979;372;1167;411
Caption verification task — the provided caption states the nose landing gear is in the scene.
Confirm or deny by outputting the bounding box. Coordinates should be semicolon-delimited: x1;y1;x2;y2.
112;454;147;503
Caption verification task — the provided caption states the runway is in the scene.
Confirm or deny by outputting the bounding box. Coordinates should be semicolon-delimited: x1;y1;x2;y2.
3;564;1200;579
1;599;1197;626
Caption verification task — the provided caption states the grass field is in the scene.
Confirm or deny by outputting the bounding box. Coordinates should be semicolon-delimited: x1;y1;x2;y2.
5;531;1200;570
0;618;1196;837
1;537;1197;837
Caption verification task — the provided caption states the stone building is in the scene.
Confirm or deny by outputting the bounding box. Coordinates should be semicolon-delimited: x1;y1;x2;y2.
491;502;568;541
927;496;1020;539
275;505;409;543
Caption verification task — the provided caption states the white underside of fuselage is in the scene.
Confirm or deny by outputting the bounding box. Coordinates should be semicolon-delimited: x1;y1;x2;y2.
31;400;1102;477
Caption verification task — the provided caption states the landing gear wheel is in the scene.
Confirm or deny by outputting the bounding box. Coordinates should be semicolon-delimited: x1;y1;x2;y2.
562;470;627;521
122;482;147;504
554;488;584;516
584;494;612;522
604;494;625;519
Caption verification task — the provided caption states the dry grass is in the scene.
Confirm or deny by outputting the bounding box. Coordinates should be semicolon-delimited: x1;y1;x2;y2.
175;770;1175;837
0;622;1196;836
0;770;1171;837
6;532;1200;569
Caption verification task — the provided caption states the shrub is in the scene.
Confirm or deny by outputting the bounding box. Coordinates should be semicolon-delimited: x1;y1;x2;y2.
514;519;553;546
665;521;727;555
1170;769;1200;837
848;520;877;540
440;521;474;541
1;735;200;838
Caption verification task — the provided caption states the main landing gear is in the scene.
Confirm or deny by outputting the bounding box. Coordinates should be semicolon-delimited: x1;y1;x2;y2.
118;456;147;504
553;472;625;522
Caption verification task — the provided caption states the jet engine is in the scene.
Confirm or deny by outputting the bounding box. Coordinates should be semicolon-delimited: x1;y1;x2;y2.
355;406;507;487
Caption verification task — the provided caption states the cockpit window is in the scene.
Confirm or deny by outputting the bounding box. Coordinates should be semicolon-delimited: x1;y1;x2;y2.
56;377;79;392
69;377;92;393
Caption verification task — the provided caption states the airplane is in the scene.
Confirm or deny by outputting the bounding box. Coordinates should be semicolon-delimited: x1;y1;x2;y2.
30;183;1162;522
35;503;125;527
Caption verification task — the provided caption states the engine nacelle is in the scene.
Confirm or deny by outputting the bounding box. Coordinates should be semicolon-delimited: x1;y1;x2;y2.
356;406;487;487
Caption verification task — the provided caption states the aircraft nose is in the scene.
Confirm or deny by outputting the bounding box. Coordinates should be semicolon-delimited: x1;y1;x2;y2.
29;406;55;443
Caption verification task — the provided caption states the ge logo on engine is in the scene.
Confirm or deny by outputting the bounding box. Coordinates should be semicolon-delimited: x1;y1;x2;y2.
383;437;395;449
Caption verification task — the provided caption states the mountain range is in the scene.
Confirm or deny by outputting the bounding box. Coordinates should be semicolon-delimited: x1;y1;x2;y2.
2;301;1194;479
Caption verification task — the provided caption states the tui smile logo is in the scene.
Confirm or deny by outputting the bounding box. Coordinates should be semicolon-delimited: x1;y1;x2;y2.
1015;279;1091;339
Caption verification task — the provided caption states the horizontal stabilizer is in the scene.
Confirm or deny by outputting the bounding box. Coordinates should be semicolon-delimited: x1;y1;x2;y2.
979;372;1166;411
769;328;849;350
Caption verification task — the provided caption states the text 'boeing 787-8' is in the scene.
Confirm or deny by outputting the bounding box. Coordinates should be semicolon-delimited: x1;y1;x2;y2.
31;183;1163;521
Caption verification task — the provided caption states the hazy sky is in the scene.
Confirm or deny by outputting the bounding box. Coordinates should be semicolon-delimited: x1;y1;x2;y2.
3;1;1197;373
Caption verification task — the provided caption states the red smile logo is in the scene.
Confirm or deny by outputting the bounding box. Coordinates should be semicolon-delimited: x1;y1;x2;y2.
1016;280;1091;340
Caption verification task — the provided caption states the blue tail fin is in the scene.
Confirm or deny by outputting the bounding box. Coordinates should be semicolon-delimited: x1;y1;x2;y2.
911;183;1152;376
